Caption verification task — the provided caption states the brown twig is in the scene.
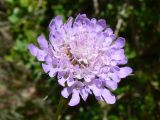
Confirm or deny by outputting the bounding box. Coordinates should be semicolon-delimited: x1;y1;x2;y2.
93;0;99;15
115;3;127;37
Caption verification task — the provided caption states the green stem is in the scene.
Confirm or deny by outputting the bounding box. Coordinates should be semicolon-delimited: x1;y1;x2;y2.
55;96;67;120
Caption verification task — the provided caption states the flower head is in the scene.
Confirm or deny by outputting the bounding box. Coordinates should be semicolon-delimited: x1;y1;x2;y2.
28;14;132;106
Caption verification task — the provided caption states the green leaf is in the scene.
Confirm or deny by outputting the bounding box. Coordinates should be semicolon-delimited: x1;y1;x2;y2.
19;0;29;7
8;14;19;23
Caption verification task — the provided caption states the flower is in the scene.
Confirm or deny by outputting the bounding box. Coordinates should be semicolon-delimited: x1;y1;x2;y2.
28;14;132;106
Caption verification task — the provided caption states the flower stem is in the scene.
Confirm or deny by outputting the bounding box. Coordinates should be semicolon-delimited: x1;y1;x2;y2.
55;96;67;120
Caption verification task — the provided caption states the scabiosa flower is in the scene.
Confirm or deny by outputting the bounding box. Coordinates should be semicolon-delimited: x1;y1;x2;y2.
28;14;132;106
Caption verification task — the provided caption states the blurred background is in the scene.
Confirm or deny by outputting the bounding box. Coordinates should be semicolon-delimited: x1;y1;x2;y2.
0;0;160;120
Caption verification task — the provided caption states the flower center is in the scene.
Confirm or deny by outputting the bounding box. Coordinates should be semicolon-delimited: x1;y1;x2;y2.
63;45;88;68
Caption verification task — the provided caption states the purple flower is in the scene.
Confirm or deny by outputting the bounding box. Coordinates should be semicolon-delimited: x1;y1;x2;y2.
28;14;132;106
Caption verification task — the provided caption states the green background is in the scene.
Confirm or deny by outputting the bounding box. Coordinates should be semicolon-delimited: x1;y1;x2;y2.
0;0;160;120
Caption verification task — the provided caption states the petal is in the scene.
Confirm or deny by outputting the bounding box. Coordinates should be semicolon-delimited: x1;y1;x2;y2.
85;85;92;94
74;81;84;88
48;69;57;77
80;88;88;101
118;67;133;78
110;61;117;66
68;90;80;106
108;73;120;83
49;16;63;29
105;28;113;36
75;14;87;23
97;19;106;28
90;84;102;96
28;44;39;56
98;73;107;79
42;63;51;73
74;74;83;79
105;80;117;90
103;37;113;46
67;17;73;28
44;55;52;64
117;58;128;65
50;32;63;47
57;72;64;79
111;49;125;60
67;77;75;86
102;89;116;104
91;18;97;24
110;34;116;40
37;35;48;49
95;25;103;32
58;77;67;86
95;96;104;101
61;87;72;98
112;37;125;49
36;50;47;61
84;75;94;82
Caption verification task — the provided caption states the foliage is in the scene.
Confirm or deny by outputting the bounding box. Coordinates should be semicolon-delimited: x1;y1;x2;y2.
0;0;159;120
